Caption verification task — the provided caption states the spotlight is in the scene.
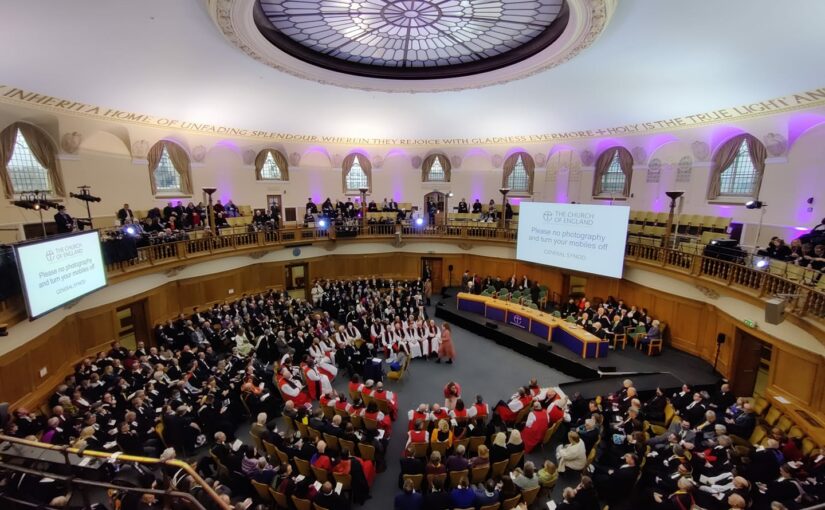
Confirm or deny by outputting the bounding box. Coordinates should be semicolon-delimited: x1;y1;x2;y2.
415;217;424;226
125;226;136;236
745;200;764;209
318;219;327;228
755;258;768;269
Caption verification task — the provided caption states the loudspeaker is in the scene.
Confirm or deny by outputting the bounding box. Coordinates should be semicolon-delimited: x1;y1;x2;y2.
448;264;454;272
716;333;726;344
598;366;617;373
765;298;786;325
537;343;553;352
485;321;499;330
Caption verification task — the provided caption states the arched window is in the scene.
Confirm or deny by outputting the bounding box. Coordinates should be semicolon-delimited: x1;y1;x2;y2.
501;152;535;195
0;122;65;198
592;146;633;198
707;134;766;200
342;153;372;193
255;149;289;181
147;140;193;195
422;154;451;182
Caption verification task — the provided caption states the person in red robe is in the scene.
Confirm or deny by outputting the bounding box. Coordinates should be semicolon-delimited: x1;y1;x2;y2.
310;440;334;471
277;369;310;407
407;404;430;431
436;323;455;364
522;401;550;453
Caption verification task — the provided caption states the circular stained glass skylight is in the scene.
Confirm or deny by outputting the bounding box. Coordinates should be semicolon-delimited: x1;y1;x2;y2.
253;0;569;79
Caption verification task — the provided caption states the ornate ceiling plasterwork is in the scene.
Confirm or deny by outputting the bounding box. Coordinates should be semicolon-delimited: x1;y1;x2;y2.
209;0;614;92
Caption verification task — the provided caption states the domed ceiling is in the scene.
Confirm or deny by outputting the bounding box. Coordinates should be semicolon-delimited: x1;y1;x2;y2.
253;0;569;79
1;1;825;141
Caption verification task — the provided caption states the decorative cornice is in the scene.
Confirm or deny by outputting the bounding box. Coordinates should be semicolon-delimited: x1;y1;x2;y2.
1;83;825;147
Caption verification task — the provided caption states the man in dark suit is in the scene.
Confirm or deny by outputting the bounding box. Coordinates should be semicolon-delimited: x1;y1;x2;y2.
422;477;451;510
314;481;349;510
54;205;74;233
398;447;425;488
594;453;639;504
117;203;134;225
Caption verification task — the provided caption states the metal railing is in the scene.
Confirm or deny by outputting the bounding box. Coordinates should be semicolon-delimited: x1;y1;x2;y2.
0;434;231;510
43;226;820;328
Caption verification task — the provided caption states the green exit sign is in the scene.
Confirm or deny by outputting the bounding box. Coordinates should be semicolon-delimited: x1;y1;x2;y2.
743;319;758;328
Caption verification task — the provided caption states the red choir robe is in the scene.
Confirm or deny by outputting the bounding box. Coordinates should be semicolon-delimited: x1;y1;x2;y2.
522;409;550;453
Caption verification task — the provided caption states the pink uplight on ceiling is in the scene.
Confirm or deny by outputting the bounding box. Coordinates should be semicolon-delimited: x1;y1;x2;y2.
709;126;747;155
594;138;627;154
788;112;825;148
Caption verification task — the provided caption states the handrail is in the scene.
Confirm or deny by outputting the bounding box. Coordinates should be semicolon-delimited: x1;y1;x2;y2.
100;225;824;323
0;434;231;510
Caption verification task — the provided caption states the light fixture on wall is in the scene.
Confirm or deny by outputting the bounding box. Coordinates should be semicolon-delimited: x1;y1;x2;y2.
663;191;685;249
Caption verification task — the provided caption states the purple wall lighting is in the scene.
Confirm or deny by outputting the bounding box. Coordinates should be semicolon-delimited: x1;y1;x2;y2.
788;112;825;148
709;125;747;155
594;138;627;155
645;134;679;158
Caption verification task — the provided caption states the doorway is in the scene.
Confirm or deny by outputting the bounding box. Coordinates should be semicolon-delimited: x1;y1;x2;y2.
423;191;445;225
285;263;309;300
422;257;443;293
267;194;283;223
731;329;772;397
116;300;149;350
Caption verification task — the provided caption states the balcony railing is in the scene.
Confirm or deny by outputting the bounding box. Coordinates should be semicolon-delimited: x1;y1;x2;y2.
96;225;825;327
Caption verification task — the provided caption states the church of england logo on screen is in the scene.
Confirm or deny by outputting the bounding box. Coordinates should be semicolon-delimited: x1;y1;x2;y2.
542;211;554;222
509;313;527;329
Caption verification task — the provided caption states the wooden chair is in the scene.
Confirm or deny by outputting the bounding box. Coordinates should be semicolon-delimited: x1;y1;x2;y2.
296;420;310;438
411;442;430;459
363;416;379;432
454;437;470;453
479;503;501;510
308;426;323;442
294;457;312;477
427;472;448;491
764;408;782;427
251;479;273;502
311;465;330;483
502;494;522;510
752;397;770;415
430;441;448;459
491;459;508;479
387;355;410;381
333;472;352;494
313;504;330;510
350;415;363;430
274;444;290;465
348;387;360;402
334;407;350;421
522;485;540;506
339;438;356;455
292;496;312;510
611;330;627;350
468;436;486;455
449;469;469;489
787;426;805;440
263;439;278;459
321;405;334;420
775;415;793;433
269;488;289;509
358;442;376;461
323;433;340;453
749;425;768;445
507;451;524;472
403;473;424;491
375;398;391;415
541;421;560;452
471;464;490;484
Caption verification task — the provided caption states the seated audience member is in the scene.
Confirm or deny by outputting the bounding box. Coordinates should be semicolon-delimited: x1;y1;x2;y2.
314;481;350;510
449;477;476;509
394;478;422;510
556;431;587;474
513;461;540;490
398;447;425;488
470;444;491;468
445;444;470;472
423;477;451;510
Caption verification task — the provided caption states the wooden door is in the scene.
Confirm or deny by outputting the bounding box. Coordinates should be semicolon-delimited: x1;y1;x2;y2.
116;300;149;350
285;263;309;299
422;257;443;292
731;329;763;397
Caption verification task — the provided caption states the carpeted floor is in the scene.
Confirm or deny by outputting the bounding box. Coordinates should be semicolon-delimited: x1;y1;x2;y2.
230;304;713;509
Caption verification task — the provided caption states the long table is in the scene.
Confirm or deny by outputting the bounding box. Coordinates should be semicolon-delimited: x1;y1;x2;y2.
456;293;609;359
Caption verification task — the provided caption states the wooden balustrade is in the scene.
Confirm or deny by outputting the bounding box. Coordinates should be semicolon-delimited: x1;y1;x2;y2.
65;226;825;327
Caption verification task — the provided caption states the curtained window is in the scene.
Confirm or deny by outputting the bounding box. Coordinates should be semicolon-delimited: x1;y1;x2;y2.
592;146;633;198
422;154;451;182
0;122;65;198
501;152;534;194
147;140;193;196
255;149;289;181
707;135;765;200
342;153;372;193
8;130;51;193
154;147;181;192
